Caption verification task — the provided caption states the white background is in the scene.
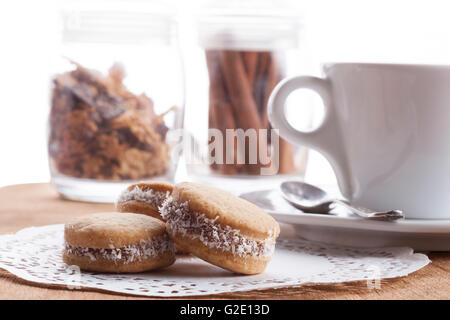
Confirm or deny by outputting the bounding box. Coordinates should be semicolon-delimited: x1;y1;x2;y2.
1;0;450;188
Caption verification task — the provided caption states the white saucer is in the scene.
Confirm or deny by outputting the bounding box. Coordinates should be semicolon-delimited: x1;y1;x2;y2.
240;189;450;251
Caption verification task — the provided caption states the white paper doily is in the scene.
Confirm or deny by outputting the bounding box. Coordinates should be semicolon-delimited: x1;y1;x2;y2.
0;225;430;297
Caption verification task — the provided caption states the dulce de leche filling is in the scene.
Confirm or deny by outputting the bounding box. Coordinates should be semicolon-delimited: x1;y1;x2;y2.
64;233;174;264
159;197;276;258
117;186;170;207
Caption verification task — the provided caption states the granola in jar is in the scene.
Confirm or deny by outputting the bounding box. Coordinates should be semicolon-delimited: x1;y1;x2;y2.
48;62;171;181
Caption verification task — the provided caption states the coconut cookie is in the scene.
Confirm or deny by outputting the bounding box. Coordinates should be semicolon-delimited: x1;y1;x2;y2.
63;212;175;273
160;182;280;275
116;182;173;220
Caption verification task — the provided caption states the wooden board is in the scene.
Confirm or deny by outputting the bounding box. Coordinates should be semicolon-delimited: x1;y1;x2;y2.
0;183;449;300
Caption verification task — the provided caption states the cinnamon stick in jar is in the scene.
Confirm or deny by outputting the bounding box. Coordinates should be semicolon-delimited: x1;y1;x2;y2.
278;135;296;174
262;54;278;129
262;54;296;174
254;52;271;118
219;50;270;174
219;50;263;131
205;50;239;175
205;49;296;175
242;51;258;88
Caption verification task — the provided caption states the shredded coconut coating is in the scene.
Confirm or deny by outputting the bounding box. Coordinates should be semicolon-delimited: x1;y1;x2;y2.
160;197;276;258
64;233;174;264
117;186;169;207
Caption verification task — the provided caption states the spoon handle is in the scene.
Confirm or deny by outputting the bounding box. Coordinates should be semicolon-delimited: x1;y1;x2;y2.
334;200;404;221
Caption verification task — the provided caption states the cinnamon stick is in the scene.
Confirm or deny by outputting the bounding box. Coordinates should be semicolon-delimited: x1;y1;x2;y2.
219;50;270;174
242;51;258;88
254;52;270;117
279;136;296;174
219;50;263;130
205;50;238;175
264;54;295;174
262;54;278;129
205;49;296;175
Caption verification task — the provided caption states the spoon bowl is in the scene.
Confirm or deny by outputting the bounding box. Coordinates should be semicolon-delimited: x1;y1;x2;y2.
280;181;332;213
280;181;404;221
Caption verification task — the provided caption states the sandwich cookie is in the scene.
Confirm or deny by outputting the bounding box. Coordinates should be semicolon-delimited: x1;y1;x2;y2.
63;212;175;273
116;182;173;220
160;182;280;274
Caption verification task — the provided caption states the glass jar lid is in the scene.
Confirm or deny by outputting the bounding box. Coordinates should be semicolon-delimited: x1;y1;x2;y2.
61;0;178;45
195;0;303;50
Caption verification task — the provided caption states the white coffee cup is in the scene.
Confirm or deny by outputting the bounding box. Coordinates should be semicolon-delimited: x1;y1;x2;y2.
269;63;450;219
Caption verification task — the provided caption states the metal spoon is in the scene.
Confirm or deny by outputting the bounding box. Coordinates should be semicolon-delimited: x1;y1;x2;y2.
280;181;404;221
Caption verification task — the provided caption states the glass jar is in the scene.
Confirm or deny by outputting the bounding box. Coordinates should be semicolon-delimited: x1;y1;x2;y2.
184;0;313;193
48;1;184;202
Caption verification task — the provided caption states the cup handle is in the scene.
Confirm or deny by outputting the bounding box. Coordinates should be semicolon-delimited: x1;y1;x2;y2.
268;75;353;198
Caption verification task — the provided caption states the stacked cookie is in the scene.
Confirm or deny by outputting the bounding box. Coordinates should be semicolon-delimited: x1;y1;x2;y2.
63;212;175;273
116;182;173;221
63;181;280;275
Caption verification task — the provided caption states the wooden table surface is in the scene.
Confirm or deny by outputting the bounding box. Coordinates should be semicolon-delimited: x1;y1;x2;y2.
0;183;449;300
